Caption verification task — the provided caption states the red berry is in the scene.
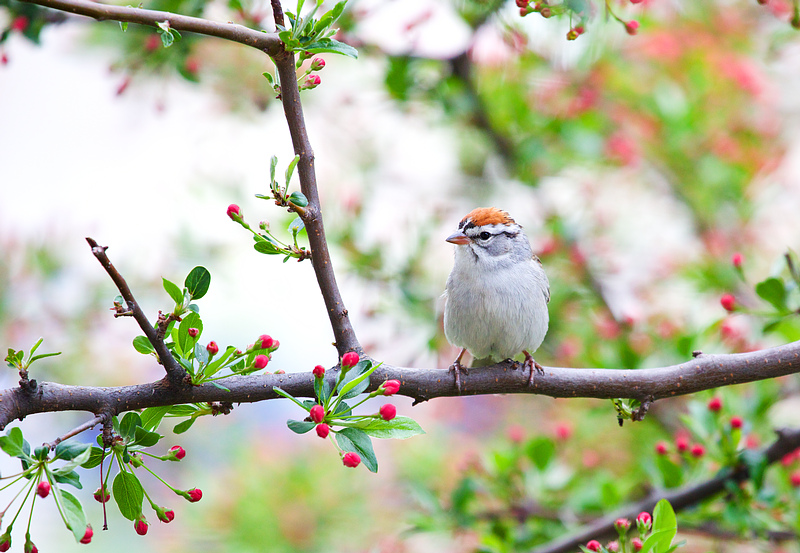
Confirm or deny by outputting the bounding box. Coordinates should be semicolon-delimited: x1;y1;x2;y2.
655;441;668;455
258;334;274;349
637;511;652;527
37;481;51;498
11;16;29;32
379;404;397;421
731;416;743;429
631;538;643;551
691;444;705;457
790;471;800;487
732;252;743;268
206;341;219;356
342;452;361;468
586;540;602;552
134;517;149;535
708;397;722;412
316;423;330;438
310;404;325;423
254;354;269;369
80;525;93;544
187;327;199;337
625;20;640;35
187;488;202;502
342;351;359;368
227;204;241;220
313;365;325;378
382;379;400;395
169;445;186;460
94;487;110;503
720;293;736;312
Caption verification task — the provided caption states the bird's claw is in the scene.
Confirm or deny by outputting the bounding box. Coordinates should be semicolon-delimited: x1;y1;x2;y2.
523;351;543;387
448;361;468;394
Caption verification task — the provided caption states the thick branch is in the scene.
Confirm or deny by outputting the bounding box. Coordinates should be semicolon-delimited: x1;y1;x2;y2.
3;340;800;429
532;427;800;553
18;0;282;56
272;50;360;355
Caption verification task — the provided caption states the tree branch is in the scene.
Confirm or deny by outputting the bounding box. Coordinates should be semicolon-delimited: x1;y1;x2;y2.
17;0;283;56
532;426;800;553
3;340;800;430
45;413;107;449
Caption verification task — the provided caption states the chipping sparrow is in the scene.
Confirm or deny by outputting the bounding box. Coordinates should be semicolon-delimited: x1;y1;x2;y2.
443;207;550;391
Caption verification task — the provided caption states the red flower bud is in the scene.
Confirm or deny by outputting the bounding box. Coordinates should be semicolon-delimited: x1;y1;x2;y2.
304;74;321;89
158;508;175;523
586;540;601;552
310;57;325;71
555;422;572;441
310;404;325;423
631;538;643;551
135;517;149;535
11;16;29;32
708;397;722;412
273;339;280;349
636;511;652;527
791;471;800;487
382;379;400;395
27;543;37;553
316;423;330;438
313;365;326;378
732;252;743;268
655;441;668;455
676;436;689;452
187;488;202;502
691;444;705;457
80;525;94;544
227;204;242;221
94;487;110;503
515;0;529;7
607;541;619;553
169;445;186;460
145;34;160;51
187;327;199;337
258;334;274;349
206;341;219;356
720;293;736;312
519;6;528;16
342;452;361;468
342;351;359;369
731;416;743;429
614;518;631;531
37;481;51;498
379;403;397;421
185;57;200;74
254;354;269;369
0;534;9;552
625;20;639;35
630;0;644;3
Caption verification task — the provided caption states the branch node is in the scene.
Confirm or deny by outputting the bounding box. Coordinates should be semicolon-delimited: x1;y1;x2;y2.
692;350;704;358
632;396;654;422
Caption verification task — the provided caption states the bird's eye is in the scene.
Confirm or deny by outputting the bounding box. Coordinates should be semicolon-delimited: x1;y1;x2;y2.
479;231;491;240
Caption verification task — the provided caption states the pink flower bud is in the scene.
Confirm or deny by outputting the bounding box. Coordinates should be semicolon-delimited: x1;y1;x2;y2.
625;20;640;35
254;355;269;369
11;16;29;32
227;204;242;221
631;538;643;551
379;404;397;421
555;422;572;441
206;341;219;355
80;526;94;544
169;445;186;460
37;481;51;498
636;511;652;528
676;436;689;452
134;517;149;535
382;379;400;395
342;452;361;468
316;423;330;438
614;518;630;531
310;404;325;423
313;365;326;378
708;397;722;412
310;57;325;71
630;0;644;3
586;540;602;552
720;293;736;312
342;351;359;369
607;541;619;553
791;471;800;487
304;74;321;89
691;444;705;457
731;416;743;429
655;441;668;455
732;252;743;268
187;327;199;338
258;334;274;349
94;487;110;503
158;508;175;523
187;488;202;502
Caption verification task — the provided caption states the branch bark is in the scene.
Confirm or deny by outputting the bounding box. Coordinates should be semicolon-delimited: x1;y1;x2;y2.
18;0;283;55
3;340;800;430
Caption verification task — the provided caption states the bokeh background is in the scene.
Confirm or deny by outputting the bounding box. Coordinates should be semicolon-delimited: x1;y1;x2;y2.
2;0;800;551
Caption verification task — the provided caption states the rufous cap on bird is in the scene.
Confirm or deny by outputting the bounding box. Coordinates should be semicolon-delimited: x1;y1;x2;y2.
446;208;516;245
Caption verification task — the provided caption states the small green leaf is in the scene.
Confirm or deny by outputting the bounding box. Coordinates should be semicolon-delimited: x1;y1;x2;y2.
269;155;278;184
303;38;358;58
194;342;209;366
185;266;211;300
53;469;83;489
120;21;128;32
132;335;156;355
59;488;89;541
755;277;788;312
354;416;425;439
288;191;308;207
210;381;231;391
178;312;203;355
255;241;282;255
28;351;61;364
287;419;316;434
285;155;300;187
0;427;28;459
273;387;311;411
119;412;142;442
160;29;174;47
336;428;378;472
132;426;162;447
173;418;196;434
288;217;305;234
112;471;144;520
656;454;683;488
262;71;274;85
162;278;184;304
337;361;378;400
141;406;172;431
525;436;555;470
81;447;106;469
54;441;90;462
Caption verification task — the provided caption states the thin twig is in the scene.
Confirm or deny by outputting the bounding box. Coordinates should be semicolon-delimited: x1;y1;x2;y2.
45;414;106;449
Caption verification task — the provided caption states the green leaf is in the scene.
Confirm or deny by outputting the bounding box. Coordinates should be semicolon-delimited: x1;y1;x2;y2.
273;386;312;411
132;426;162;448
269;155;278;183
204;345;238;377
639;529;674;553
28;351;61;364
168;405;200;416
650;499;677;553
740;449;768;490
288;217;305;234
185;266;211;300
54;441;90;462
194;342;209;366
119;412;142;442
173;418;196;434
58;488;89;541
287;419;316;434
656;454;683;488
755;277;788;312
337;361;378;400
303;38;358;58
255;241;282;255
53;469;83;489
314;376;332;404
288;191;308;207
178;312;203;355
81;447;106;469
120;21;128;32
285;154;300;187
0;427;28;459
160;29;174;47
262;71;274;85
353;416;425;439
210;381;231;392
336;428;378;472
112;471;144;520
141;406;172;431
525;436;555;470
162;278;184;304
132;335;155;355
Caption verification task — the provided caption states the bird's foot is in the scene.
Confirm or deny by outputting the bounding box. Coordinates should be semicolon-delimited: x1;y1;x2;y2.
448;360;469;394
522;350;543;387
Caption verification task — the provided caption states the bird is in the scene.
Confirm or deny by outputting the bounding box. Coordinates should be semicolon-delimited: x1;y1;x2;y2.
442;207;550;391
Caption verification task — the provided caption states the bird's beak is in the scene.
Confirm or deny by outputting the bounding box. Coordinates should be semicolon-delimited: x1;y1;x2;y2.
446;231;470;245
